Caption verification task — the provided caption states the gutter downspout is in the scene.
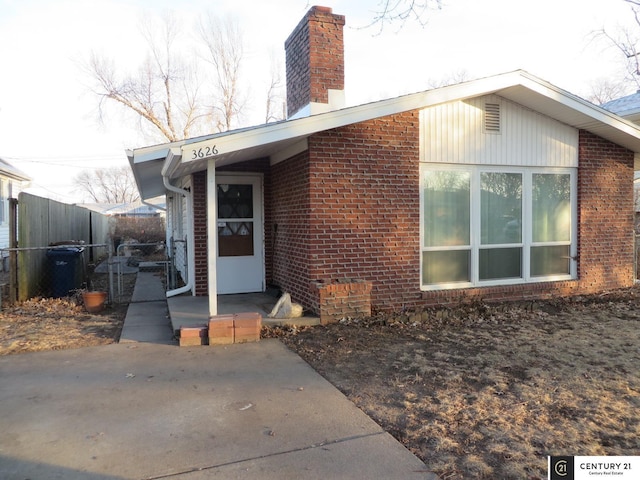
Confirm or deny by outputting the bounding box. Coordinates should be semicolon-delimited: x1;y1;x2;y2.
162;156;194;298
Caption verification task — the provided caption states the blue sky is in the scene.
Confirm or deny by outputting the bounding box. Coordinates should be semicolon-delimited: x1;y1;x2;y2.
0;0;635;202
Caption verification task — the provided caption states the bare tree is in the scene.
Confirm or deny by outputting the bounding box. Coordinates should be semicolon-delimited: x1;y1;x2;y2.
74;167;140;203
427;69;471;89
85;11;249;142
594;0;640;91
587;77;632;105
199;14;246;132
264;49;285;123
366;0;443;32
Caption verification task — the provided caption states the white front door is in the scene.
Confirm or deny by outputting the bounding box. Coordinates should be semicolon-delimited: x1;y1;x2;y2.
216;175;264;294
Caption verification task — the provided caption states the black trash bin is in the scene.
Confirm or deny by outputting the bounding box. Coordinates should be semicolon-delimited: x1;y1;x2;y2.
46;247;84;298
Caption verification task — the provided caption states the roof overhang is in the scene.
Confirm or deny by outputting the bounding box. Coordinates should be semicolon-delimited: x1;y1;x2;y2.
0;158;31;183
128;70;640;200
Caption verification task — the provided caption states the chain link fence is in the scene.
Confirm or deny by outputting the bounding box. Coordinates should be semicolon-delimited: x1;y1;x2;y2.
113;242;168;302
0;243;110;306
0;238;189;309
168;238;187;291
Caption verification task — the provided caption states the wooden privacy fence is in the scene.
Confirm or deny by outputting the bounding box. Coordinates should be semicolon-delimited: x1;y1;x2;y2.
4;193;112;303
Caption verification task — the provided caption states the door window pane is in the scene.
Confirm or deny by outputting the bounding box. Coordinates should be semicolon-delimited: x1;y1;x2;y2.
423;170;470;247
479;247;522;280
218;184;254;257
422;250;470;284
531;245;570;276
218;184;253;219
481;172;522;245
532;174;570;242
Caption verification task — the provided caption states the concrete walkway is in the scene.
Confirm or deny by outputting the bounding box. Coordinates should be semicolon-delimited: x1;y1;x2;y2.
0;273;439;479
0;343;436;479
119;271;175;344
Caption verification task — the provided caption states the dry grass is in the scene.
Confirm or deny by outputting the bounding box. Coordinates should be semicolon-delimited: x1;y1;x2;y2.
0;273;135;356
273;289;640;479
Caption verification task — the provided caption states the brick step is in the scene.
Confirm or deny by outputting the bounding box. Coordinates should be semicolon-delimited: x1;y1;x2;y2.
179;312;262;347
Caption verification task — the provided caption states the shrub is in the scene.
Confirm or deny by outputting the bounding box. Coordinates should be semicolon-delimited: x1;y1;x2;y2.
113;216;165;255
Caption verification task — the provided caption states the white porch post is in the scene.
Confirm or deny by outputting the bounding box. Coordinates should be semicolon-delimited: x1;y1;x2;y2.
207;159;218;317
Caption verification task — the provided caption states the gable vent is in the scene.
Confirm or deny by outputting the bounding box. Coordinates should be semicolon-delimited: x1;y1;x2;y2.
484;103;501;133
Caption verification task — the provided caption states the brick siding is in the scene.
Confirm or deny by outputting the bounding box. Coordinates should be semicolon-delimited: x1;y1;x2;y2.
314;279;372;324
271;151;314;307
576;130;635;291
271;111;421;313
271;120;635;314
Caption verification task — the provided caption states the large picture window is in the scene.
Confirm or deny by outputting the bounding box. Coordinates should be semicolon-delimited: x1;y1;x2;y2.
420;166;575;289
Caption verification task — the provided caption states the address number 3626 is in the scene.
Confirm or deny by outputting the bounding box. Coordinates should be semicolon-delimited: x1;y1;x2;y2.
190;145;218;159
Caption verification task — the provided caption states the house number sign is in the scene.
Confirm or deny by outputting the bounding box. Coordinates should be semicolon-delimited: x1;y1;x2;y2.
188;145;219;160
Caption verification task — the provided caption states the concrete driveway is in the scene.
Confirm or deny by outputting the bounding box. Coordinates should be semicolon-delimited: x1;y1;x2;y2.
0;340;437;479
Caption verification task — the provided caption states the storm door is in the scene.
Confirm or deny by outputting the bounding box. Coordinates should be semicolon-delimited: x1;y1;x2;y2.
216;175;264;294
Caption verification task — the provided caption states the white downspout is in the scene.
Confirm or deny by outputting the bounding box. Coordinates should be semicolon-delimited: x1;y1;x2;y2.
162;172;194;298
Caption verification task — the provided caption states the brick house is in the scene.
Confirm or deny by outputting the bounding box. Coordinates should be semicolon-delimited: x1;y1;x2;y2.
128;6;640;321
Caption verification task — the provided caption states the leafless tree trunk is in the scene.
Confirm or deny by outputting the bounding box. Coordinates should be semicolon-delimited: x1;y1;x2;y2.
199;14;245;132
265;50;285;123
74;167;140;203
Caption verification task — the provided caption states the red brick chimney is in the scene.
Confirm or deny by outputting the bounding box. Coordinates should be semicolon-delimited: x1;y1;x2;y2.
284;6;345;119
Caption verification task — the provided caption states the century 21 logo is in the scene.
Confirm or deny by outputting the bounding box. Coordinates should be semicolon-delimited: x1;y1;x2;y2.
550;456;574;480
555;459;568;476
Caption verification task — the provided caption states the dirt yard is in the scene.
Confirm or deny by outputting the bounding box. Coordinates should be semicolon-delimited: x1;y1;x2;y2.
268;287;640;480
2;276;639;480
0;273;135;355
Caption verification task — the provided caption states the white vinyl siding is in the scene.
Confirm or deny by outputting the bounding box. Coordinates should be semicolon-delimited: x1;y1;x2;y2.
420;94;578;167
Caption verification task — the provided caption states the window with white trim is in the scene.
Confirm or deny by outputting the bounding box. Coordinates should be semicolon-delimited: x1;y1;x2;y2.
420;165;576;290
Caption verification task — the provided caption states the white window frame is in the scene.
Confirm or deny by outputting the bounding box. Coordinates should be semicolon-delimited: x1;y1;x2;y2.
420;164;577;290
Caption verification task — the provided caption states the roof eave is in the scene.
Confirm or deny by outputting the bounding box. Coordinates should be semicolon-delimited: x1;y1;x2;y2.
128;70;640;199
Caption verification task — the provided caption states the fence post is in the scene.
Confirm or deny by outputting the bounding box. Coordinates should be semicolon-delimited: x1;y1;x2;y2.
108;241;114;304
9;198;17;304
633;235;640;283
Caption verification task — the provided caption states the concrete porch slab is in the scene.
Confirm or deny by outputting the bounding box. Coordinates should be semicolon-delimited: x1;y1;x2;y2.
167;293;320;334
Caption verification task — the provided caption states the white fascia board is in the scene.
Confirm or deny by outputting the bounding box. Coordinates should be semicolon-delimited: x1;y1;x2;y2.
146;70;640;170
162;148;184;178
131;147;172;164
516;71;640;136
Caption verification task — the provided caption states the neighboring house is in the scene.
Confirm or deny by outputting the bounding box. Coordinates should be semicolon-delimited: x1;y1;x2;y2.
601;91;640;123
80;200;165;218
0;157;31;268
128;6;640;320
